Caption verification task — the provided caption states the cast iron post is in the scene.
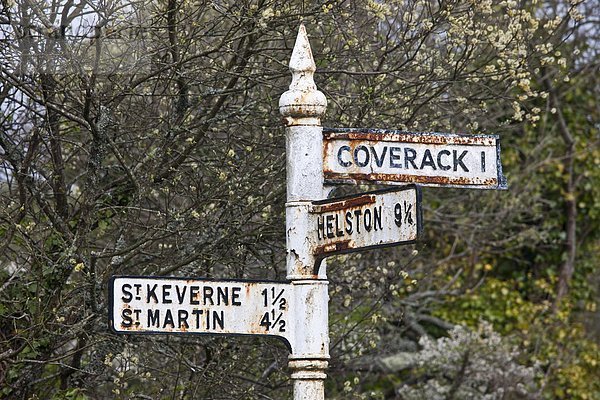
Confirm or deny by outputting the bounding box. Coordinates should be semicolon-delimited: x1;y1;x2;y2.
279;24;329;400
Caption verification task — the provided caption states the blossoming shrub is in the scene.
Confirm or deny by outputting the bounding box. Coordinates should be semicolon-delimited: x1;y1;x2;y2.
396;322;539;400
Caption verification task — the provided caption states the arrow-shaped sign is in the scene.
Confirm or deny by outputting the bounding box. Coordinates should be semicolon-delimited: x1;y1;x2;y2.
309;186;422;258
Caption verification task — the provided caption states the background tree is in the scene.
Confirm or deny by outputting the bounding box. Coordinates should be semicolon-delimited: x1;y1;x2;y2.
1;0;597;399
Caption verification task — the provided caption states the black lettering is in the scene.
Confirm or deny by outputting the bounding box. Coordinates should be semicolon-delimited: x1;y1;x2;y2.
404;148;417;169
178;310;189;329
453;150;469;172
337;145;352;167
326;215;334;238
203;287;214;305
176;285;187;304
162;284;172;304
192;309;203;329
335;214;344;237
354;145;370;167
148;309;160;327
121;308;133;327
364;209;372;232
371;146;387;167
213;310;224;330
163;309;174;328
317;216;324;240
345;211;353;234
121;284;133;303
133;309;141;325
404;201;414;225
420;149;437;170
354;209;362;233
389;147;402;168
147;284;159;303
232;287;242;305
437;150;451;170
374;206;382;231
481;151;486;172
134;283;142;299
190;286;200;305
260;312;271;330
217;286;229;305
394;203;402;227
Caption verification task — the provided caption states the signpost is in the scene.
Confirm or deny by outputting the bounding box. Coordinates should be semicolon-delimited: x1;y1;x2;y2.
310;186;422;258
323;128;507;189
108;24;508;400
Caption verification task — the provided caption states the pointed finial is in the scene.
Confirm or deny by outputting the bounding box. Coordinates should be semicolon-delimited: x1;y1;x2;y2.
279;24;327;125
289;24;316;87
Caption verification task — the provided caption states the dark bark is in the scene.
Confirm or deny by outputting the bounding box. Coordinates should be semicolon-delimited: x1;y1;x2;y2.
446;349;470;400
544;77;577;307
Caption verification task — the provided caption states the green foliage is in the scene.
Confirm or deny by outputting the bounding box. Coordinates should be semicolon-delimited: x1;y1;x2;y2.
51;388;89;400
536;318;600;400
433;276;552;334
433;276;600;399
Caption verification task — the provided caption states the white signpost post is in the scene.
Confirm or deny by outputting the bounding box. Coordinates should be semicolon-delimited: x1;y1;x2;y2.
279;24;330;400
109;24;506;400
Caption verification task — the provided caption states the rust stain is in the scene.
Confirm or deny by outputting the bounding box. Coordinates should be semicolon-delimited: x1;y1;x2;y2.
324;131;496;146
305;290;317;307
324;172;497;186
121;320;144;331
313;194;375;213
299;272;321;280
314;240;351;256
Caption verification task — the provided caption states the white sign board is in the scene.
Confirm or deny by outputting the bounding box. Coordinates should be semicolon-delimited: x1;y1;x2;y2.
323;128;507;189
310;186;421;257
109;276;293;348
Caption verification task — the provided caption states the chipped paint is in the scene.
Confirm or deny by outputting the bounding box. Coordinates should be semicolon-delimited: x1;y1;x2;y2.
312;194;375;213
323;127;507;189
109;276;294;350
309;186;422;258
109;276;330;357
324;172;498;187
324;130;498;146
279;24;330;399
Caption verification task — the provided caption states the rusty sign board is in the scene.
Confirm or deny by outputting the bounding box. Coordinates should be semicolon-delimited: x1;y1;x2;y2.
109;276;293;348
310;186;422;257
323;128;507;189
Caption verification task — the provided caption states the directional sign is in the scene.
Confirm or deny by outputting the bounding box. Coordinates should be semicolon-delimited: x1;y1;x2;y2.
109;276;293;349
323;128;507;189
309;186;422;257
